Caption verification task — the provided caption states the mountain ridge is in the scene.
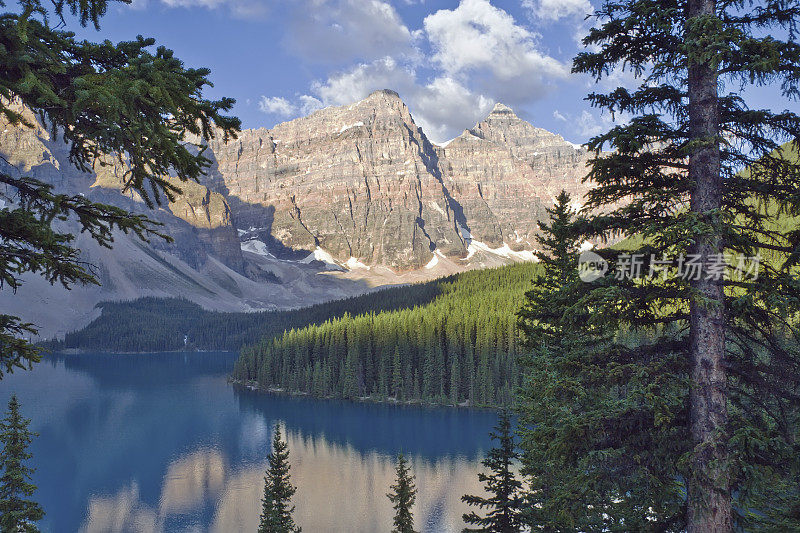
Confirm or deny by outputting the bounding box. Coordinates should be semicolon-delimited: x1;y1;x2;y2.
200;89;593;270
0;91;594;339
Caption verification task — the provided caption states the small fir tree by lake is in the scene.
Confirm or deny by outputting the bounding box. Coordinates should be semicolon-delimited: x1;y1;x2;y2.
0;395;44;532
258;424;300;533
461;412;523;533
387;453;418;533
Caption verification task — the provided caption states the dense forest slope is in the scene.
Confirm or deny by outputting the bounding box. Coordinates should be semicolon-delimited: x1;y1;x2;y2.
53;279;450;352
232;263;540;407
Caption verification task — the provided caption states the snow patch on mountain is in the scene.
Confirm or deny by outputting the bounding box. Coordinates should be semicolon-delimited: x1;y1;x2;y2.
463;240;538;263
241;239;275;258
425;254;439;269
338;122;364;134
345;257;370;270
429;201;447;217
300;247;343;270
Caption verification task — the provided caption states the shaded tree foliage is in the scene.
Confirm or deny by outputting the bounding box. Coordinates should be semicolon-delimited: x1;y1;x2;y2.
387;454;417;533
515;0;800;523
259;424;300;533
54;273;448;352
0;0;239;376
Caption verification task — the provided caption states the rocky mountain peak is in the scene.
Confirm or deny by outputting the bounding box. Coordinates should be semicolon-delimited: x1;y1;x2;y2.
489;102;517;116
367;88;402;100
451;98;595;208
265;89;416;146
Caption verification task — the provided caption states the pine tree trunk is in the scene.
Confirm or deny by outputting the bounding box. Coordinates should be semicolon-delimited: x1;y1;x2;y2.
686;0;732;530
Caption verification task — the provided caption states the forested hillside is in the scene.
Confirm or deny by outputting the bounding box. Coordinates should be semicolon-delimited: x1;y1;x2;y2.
54;280;446;352
232;263;541;407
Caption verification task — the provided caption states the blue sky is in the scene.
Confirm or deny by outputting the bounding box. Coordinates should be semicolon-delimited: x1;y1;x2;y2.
75;0;799;145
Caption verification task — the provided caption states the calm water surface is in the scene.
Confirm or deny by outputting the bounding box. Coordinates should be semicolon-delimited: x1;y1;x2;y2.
0;351;498;532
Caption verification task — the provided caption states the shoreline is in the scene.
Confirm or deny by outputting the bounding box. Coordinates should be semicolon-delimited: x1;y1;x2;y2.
229;378;500;411
49;348;237;355
47;351;504;411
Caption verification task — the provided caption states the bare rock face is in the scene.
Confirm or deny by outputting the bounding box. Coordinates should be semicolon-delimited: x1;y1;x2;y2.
0;102;373;339
469;103;593;204
435;128;548;250
0;92;601;338
203;90;463;269
202;93;591;269
2;95;593;276
91;166;245;274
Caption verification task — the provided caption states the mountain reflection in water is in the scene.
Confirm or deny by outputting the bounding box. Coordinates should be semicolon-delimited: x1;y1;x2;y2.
0;352;498;532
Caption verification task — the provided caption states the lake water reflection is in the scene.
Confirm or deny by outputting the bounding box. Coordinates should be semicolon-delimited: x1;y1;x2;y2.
0;352;498;532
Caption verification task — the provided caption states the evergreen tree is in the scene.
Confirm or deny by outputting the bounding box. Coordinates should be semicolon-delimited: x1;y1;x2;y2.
461;412;523;533
450;357;460;406
0;0;239;375
392;347;403;401
517;191;583;348
259;424;300;533
387;453;418;533
518;191;690;531
0;395;43;532
517;0;800;528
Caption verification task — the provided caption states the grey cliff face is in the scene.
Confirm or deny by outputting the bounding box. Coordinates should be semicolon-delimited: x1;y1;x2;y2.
203;90;462;269
0;101;245;274
469;103;593;203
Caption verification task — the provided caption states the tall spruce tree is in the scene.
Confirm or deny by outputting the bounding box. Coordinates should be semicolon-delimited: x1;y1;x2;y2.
516;193;630;532
0;395;43;532
517;191;584;348
259;424;301;533
518;1;800;531
461;411;523;533
0;0;239;375
387;453;418;533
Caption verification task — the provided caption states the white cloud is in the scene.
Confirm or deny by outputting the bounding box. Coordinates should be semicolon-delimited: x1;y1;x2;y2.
258;94;325;119
284;0;414;64
304;58;493;143
423;0;568;103
158;0;267;17
298;95;325;115
411;77;494;142
577;110;614;138
553;110;567;122
260;0;574;143
258;96;296;117
523;0;592;21
259;57;494;143
310;57;415;106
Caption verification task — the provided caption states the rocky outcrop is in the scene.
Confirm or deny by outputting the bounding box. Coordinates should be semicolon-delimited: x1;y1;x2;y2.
2;94;592;276
203;90;465;269
435;127;547;250
91;168;246;275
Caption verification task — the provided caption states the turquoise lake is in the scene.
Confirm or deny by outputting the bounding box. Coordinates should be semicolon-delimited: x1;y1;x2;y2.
0;351;499;532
